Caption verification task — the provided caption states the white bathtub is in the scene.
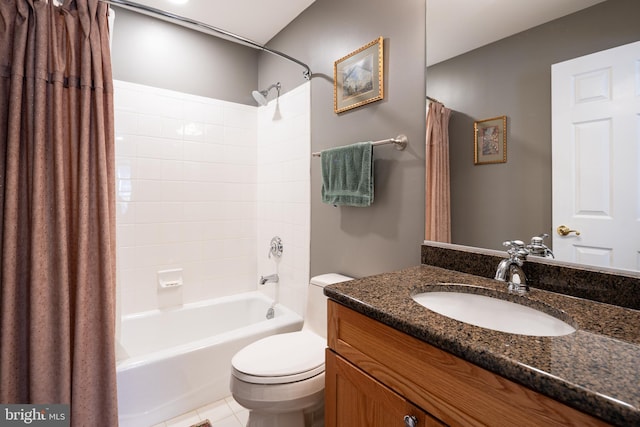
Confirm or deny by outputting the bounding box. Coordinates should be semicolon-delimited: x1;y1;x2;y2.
116;291;303;427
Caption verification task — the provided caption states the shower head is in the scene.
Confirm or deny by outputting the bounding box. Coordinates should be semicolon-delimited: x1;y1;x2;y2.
252;90;268;106
252;82;281;106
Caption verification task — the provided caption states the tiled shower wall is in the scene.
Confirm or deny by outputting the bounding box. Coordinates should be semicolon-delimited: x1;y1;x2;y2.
114;80;310;316
257;84;311;315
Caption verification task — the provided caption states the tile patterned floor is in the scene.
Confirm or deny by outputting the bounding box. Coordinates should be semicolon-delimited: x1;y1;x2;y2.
151;396;248;427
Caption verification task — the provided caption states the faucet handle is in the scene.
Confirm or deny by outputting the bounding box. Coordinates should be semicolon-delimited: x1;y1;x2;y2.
268;236;283;259
502;240;528;258
502;240;525;251
527;233;555;258
530;233;549;245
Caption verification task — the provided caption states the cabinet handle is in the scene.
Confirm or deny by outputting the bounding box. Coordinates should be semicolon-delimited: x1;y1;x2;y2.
404;415;418;427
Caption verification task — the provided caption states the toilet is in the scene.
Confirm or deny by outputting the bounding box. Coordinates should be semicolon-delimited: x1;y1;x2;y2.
230;273;353;427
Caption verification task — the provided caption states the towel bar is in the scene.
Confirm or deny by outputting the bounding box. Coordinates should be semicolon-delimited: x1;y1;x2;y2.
312;134;407;157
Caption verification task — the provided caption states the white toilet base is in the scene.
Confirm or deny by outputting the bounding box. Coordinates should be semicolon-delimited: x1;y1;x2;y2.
230;372;325;427
244;400;323;427
246;409;304;427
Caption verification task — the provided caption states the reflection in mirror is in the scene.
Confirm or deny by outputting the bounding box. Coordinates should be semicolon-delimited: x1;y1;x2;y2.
426;0;640;272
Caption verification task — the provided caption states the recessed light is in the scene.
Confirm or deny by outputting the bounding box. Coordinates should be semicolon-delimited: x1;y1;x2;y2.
167;0;189;5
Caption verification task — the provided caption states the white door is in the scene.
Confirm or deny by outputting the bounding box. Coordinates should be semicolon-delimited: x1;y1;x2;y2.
552;41;640;272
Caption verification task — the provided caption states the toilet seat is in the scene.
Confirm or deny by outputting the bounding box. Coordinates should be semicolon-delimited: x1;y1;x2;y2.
231;331;326;385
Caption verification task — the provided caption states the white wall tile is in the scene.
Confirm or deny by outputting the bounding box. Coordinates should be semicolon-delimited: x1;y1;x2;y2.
182;101;207;123
205;124;225;143
224;127;257;148
134;223;164;246
160;118;185;140
256;83;311;317
113;86;144;114
155;95;184;120
138;115;163;138
116;202;135;225
224;105;257;130
114;80;309;316
182;122;206;142
117;224;135;248
136;137;182;160
223;145;249;165
204;103;224;126
115;111;138;135
160;181;184;203
136;158;163;180
114;135;136;158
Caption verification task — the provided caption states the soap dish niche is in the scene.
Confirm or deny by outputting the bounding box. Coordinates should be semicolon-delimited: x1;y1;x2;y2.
158;268;183;289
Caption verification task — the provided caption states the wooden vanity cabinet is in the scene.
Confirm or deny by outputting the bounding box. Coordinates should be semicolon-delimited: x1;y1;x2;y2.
325;349;444;426
325;300;609;427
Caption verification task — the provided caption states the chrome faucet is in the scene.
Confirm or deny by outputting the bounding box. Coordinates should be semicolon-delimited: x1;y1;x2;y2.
259;274;279;285
495;240;529;294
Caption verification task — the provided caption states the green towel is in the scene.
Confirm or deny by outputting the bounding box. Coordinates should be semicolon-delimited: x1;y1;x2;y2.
321;142;373;207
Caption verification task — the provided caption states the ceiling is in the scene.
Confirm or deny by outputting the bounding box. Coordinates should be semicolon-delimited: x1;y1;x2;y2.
426;0;606;66
128;0;316;45
123;0;605;64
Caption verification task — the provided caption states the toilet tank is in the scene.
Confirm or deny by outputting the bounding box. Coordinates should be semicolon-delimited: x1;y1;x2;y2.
304;273;353;338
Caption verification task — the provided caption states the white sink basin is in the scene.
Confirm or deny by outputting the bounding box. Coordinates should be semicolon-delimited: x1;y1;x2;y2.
412;290;576;336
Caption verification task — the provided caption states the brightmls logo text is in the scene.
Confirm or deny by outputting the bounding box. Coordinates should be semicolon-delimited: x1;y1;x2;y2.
0;405;69;427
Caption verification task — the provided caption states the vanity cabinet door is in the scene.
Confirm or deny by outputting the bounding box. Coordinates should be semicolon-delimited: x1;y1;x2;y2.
325;349;446;427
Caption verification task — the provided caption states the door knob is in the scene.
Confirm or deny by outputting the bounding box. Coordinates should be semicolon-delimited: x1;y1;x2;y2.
557;225;581;236
404;415;418;427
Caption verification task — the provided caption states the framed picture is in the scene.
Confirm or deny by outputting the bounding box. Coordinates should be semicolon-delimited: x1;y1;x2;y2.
334;36;384;114
474;115;507;165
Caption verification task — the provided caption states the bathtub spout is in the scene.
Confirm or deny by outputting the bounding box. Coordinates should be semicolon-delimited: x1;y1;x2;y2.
259;274;279;285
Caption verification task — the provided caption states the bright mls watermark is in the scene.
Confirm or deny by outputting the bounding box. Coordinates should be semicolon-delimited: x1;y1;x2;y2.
0;405;69;426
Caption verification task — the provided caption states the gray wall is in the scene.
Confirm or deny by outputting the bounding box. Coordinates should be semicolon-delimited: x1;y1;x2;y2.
426;0;640;252
110;7;258;104
261;0;427;278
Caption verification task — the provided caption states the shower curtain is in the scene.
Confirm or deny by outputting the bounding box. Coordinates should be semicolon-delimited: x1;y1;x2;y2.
0;0;118;425
425;101;452;242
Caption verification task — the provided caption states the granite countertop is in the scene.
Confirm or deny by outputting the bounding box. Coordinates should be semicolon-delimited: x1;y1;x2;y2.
324;264;640;426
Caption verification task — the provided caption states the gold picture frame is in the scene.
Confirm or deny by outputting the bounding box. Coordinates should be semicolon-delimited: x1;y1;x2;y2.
334;36;384;114
474;115;507;165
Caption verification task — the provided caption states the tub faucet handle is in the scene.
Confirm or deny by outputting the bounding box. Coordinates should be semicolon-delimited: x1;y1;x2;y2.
268;236;283;259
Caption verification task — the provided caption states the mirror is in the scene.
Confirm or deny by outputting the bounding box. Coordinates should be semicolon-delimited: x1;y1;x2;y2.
426;0;640;272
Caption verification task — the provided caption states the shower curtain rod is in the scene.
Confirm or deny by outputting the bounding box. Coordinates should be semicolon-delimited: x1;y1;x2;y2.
101;0;312;80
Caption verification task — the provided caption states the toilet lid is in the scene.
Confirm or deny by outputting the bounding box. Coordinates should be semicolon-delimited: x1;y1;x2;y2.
232;331;326;384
